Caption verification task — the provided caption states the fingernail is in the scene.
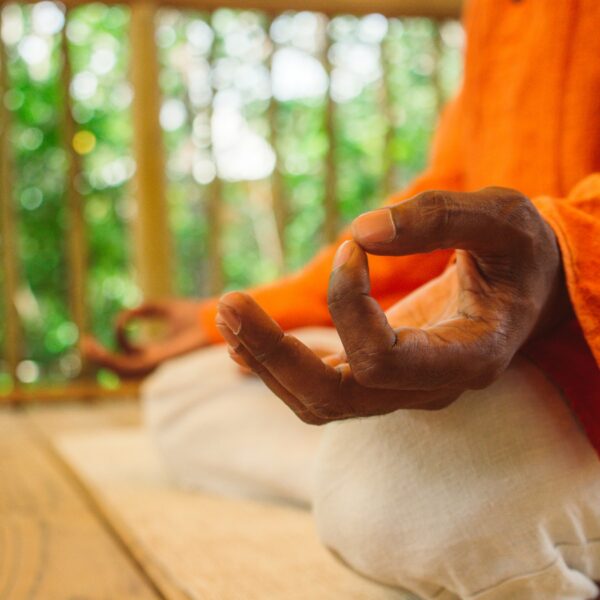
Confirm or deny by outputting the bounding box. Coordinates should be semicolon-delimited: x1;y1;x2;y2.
351;209;396;244
217;303;241;334
216;320;240;348
332;240;355;270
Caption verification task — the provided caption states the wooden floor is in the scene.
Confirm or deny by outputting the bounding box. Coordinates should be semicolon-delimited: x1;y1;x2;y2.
0;401;413;600
0;401;159;599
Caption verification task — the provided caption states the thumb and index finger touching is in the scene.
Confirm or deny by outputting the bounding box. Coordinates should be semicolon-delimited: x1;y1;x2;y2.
82;302;171;375
115;302;170;352
329;188;523;390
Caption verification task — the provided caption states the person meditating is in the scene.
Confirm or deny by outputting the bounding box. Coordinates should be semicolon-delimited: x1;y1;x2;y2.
86;0;600;597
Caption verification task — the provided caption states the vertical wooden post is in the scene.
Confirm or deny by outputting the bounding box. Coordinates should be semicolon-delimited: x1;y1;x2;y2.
431;20;445;116
129;0;173;300
60;19;88;369
381;24;402;198
267;26;286;269
245;179;284;271
205;14;224;295
205;165;224;295
380;30;397;197
322;23;338;243
0;18;21;388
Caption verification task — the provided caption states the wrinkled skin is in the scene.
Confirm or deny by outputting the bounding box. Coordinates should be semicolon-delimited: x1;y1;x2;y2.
217;187;572;424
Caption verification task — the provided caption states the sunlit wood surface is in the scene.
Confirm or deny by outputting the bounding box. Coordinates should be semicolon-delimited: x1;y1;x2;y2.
0;404;159;599
0;401;417;599
0;381;141;404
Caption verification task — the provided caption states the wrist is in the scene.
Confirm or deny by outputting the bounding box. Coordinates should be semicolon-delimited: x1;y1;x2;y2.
530;227;573;339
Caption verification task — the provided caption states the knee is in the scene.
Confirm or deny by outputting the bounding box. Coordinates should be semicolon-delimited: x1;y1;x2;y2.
311;417;463;586
313;479;406;582
310;359;600;595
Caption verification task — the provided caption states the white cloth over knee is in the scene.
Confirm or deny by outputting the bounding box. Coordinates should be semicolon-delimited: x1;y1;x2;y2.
313;356;600;599
143;328;600;599
143;327;341;506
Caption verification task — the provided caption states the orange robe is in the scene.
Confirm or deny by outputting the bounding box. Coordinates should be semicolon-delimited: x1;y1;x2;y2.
199;0;600;454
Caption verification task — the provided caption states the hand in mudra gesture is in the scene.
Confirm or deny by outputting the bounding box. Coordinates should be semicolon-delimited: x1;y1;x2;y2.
83;299;208;377
217;187;571;424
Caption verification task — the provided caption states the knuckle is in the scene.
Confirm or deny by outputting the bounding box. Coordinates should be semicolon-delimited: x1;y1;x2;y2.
327;291;349;313
327;284;364;313
252;331;286;365
487;188;542;245
509;204;538;235
420;190;455;233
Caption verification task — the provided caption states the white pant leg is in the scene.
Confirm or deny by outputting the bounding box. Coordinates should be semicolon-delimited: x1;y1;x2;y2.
313;356;600;599
142;327;341;506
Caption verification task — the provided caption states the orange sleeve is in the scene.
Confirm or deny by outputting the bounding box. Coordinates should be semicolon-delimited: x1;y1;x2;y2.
531;174;600;367
199;92;467;343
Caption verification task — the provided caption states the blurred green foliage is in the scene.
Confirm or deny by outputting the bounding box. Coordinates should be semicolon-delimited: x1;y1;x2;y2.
0;4;462;385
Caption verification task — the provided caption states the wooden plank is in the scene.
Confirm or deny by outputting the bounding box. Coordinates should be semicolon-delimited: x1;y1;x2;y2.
205;18;224;295
11;0;462;19
267;29;287;266
55;427;416;600
60;19;89;370
430;22;445;114
0;409;161;599
25;399;143;435
205;174;224;295
0;380;140;405
130;0;174;300
380;32;397;197
245;179;285;273
27;401;188;600
0;18;22;388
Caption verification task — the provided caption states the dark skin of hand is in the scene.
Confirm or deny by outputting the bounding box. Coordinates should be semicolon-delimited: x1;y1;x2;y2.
217;187;572;425
83;299;208;377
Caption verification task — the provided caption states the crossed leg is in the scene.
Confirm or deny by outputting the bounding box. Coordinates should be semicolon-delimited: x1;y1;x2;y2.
143;329;600;599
